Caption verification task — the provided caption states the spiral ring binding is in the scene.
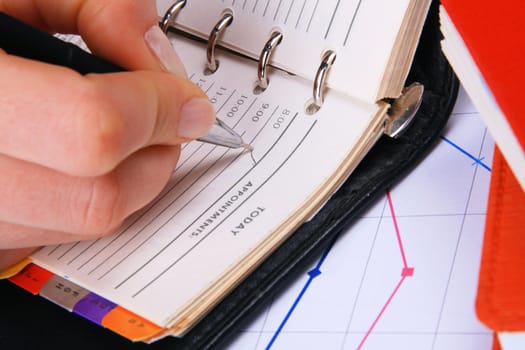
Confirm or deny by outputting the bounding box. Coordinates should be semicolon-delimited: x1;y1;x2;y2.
161;2;335;115
306;50;337;114
255;30;283;93
159;0;186;33
206;11;234;74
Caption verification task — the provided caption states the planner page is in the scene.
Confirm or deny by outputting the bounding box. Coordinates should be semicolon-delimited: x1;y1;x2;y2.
31;32;383;331
156;0;430;103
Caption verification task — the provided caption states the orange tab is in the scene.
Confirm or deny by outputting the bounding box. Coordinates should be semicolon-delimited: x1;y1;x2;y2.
8;263;54;295
101;306;163;341
0;258;31;279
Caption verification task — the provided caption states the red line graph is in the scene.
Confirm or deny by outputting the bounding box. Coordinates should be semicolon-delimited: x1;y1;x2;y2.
356;191;414;349
388;191;410;270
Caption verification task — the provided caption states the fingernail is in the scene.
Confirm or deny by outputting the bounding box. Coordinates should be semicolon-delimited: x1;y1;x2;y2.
144;25;187;77
178;98;216;139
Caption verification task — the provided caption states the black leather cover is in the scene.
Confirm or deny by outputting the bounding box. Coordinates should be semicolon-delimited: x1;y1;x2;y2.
0;2;459;349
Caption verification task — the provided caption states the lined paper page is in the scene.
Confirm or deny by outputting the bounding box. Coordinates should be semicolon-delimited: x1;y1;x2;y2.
156;0;421;103
31;34;381;328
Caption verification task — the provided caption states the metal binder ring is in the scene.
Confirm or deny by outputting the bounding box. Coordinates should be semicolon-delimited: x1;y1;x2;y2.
206;11;234;74
159;0;186;33
255;30;283;93
306;50;337;114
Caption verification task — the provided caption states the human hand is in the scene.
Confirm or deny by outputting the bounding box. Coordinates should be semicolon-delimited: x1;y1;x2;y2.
0;0;215;269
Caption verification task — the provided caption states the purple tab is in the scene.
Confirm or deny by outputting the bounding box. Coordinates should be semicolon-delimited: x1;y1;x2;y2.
72;292;117;325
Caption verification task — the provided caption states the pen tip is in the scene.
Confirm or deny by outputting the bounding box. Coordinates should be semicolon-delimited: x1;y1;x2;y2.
241;143;254;151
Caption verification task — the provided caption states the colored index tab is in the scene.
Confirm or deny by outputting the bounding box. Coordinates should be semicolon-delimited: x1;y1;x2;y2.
8;263;53;295
102;306;163;341
73;293;117;326
0;258;31;279
40;275;90;311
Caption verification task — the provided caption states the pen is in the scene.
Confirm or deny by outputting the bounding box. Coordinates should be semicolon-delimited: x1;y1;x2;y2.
0;12;252;151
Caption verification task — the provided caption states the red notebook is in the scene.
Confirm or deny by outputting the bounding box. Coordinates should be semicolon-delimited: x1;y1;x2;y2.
440;0;525;189
440;1;525;349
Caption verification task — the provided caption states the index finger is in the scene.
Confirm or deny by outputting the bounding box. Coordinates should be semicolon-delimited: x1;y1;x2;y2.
0;54;215;177
0;0;173;72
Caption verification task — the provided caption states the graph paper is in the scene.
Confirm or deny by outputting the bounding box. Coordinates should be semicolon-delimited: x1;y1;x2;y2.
223;86;494;350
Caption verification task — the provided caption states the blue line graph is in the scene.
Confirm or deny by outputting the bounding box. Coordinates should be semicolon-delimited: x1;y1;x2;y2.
440;136;491;171
265;238;336;349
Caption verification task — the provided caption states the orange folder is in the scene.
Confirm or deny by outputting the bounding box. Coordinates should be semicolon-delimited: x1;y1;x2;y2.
478;148;525;349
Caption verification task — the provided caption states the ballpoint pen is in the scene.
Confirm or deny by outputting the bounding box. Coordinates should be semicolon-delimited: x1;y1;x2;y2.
0;12;252;150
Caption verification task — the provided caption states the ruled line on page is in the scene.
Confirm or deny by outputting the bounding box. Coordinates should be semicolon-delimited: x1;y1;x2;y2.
130;117;316;297
110;112;300;289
